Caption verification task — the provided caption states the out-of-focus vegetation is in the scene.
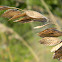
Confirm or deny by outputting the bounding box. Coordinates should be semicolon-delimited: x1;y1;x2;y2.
0;0;62;62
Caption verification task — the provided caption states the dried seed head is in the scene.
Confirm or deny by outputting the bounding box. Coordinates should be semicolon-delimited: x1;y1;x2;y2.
51;42;62;52
51;43;62;61
0;6;10;10
38;28;62;37
9;10;48;22
58;57;62;61
2;9;21;18
53;52;62;60
25;10;48;22
9;13;26;21
40;37;61;46
13;16;31;23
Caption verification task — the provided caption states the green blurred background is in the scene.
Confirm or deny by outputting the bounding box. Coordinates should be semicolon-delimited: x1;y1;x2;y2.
0;0;62;62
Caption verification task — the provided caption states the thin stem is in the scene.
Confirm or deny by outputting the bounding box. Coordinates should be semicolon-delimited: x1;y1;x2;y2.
14;32;39;62
0;23;39;62
40;0;61;31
